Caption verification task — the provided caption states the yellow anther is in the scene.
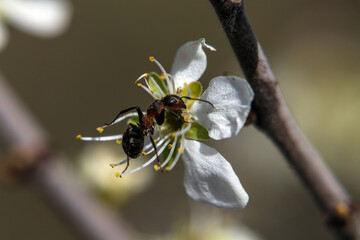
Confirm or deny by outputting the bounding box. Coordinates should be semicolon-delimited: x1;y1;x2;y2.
76;134;82;140
97;127;104;133
335;203;349;220
167;144;173;149
142;151;147;156
153;165;159;171
154;139;158;143
171;132;177;138
178;148;184;153
160;73;167;79
184;115;190;121
109;163;115;168
116;139;122;144
137;83;143;87
165;167;171;172
149;56;155;62
177;87;182;93
115;172;121;178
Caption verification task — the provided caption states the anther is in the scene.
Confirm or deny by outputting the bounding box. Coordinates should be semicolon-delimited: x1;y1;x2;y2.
137;83;143;87
76;134;82;140
142;151;147;156
153;165;159;171
177;88;182;93
184;115;190;121
115;172;121;178
149;56;155;62
178;148;184;153
160;73;167;79
116;139;122;144
97;127;104;133
171;132;177;138
167;144;173;149
165;167;171;172
109;163;115;168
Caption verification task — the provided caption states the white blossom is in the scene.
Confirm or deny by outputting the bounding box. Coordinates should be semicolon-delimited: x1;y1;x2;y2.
0;0;72;51
77;39;254;209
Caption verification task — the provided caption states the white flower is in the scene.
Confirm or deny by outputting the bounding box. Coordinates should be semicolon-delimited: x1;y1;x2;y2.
0;0;72;51
77;39;254;209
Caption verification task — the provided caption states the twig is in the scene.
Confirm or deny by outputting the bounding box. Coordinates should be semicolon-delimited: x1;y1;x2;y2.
0;76;138;240
209;0;360;239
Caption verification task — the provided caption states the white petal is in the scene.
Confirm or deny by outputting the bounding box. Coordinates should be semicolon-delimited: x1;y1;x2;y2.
0;24;9;52
171;38;215;89
191;76;254;140
182;140;248;209
2;0;72;37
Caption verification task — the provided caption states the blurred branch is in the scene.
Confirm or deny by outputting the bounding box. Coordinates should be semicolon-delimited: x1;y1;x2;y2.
0;76;138;240
209;0;360;239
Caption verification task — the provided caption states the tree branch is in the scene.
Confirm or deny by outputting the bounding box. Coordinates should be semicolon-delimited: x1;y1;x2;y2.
209;0;360;239
0;76;138;240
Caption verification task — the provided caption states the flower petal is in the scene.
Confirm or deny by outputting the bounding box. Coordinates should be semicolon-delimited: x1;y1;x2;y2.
0;24;9;52
182;139;249;209
2;0;72;37
171;38;215;89
191;76;254;140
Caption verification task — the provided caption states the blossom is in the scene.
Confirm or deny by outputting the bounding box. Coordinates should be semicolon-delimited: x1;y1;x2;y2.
0;0;72;51
77;39;254;209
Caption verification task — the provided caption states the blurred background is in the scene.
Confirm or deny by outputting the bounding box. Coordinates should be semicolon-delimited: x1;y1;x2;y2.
0;0;359;239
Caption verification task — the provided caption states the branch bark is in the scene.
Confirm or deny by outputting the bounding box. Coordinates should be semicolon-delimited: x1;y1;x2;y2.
209;0;360;239
0;76;138;240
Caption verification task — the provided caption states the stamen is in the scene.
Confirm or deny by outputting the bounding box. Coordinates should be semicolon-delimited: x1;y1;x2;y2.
168;140;184;171
138;83;161;99
150;57;174;94
135;73;149;83
148;76;166;97
167;144;172;149
184;115;190;121
116;139;122;144
177;87;182;93
120;139;171;177
115;172;121;178
168;74;176;94
143;134;170;154
97;127;104;133
153;165;159;171
149;56;155;62
160;73;167;79
110;164;115;168
161;135;178;168
77;134;123;142
137;74;153;91
142;151;147;156
174;124;191;137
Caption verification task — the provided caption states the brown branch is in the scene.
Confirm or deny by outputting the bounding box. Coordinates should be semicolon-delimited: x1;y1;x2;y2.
0;76;138;240
209;0;360;239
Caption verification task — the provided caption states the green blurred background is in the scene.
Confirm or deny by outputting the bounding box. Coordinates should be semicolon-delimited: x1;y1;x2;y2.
0;0;359;239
